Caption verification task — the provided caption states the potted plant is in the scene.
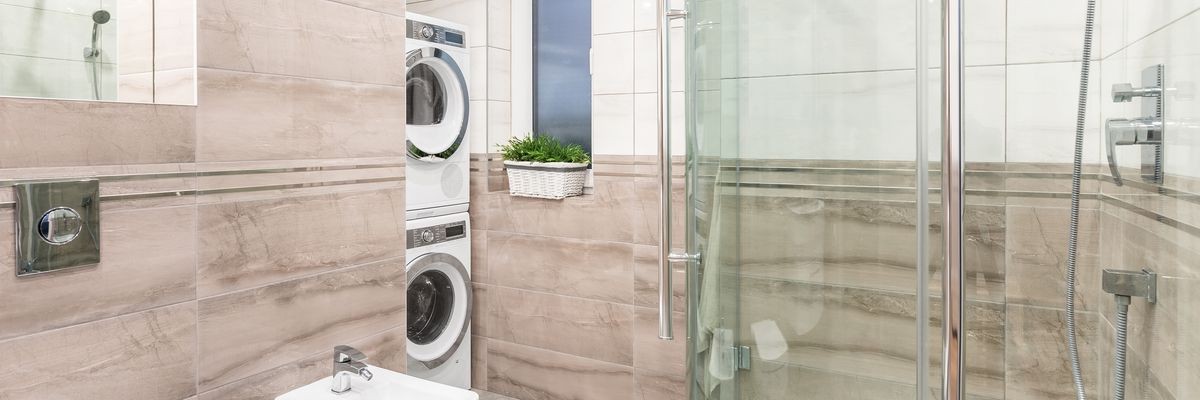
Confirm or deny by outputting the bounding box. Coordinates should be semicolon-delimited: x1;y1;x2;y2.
499;134;591;199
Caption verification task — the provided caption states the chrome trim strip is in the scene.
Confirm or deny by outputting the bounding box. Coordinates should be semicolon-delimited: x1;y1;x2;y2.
0;177;405;209
405;252;473;370
406;47;470;164
0;163;405;188
942;0;966;399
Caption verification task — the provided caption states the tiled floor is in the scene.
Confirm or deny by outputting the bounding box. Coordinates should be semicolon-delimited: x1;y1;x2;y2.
473;389;519;400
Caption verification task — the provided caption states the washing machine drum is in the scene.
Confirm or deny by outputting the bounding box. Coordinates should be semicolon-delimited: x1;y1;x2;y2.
406;253;471;369
406;47;468;163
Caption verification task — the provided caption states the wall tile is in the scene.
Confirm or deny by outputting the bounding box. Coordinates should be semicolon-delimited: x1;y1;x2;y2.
487;232;634;302
487;48;512;101
485;286;635;365
487;0;511;49
0;205;197;341
478;178;640;242
197;188;406;296
592;33;635;95
196;327;407;400
486;340;635;400
0;98;195;168
198;0;407;85
0;302;197;400
1005;305;1101;399
632;307;685;375
195;68;405;162
737;70;916;161
634;368;686;400
1008;0;1097;63
593;0;634;35
198;260;405;391
327;0;407;16
632;245;686;312
592;94;635;155
1006;61;1102;164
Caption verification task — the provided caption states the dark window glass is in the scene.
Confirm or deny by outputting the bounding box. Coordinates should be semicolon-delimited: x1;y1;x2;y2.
408;63;447;126
534;0;592;152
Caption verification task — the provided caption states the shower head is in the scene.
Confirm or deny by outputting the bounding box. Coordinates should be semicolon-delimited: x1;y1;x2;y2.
92;10;111;25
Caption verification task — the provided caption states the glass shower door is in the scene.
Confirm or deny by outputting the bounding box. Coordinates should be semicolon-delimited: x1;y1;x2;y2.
677;0;941;399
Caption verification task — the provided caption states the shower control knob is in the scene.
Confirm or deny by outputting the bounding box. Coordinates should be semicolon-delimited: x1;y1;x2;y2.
420;25;435;40
421;229;435;243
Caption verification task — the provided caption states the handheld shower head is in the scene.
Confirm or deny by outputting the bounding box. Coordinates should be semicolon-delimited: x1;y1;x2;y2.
92;10;111;25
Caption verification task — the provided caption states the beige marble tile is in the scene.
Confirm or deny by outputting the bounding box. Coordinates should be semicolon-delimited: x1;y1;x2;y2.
477;178;641;243
1005;305;1101;400
326;0;405;15
0;205;197;341
632;244;686;312
472;336;488;391
631;178;687;246
0;98;195;168
195;68;405;162
0;302;197;400
471;229;490;284
198;259;405;391
634;368;686;400
473;389;520;400
197;188;405;296
740;360;917;400
486;231;634;303
197;327;407;400
198;0;407;85
486;340;635;400
632;307;685;375
1006;206;1102;310
737;275;1005;397
484;286;635;365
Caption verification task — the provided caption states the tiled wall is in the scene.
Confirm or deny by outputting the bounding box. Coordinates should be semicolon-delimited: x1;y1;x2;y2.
0;1;408;399
467;156;687;400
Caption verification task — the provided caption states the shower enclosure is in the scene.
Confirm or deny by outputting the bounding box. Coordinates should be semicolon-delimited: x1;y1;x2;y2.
661;0;1200;399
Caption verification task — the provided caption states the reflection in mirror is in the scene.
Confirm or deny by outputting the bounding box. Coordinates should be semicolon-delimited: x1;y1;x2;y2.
0;0;196;105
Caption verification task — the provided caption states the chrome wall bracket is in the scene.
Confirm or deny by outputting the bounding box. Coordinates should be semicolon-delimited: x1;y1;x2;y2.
1102;268;1158;304
14;179;101;276
735;346;752;371
1107;64;1165;185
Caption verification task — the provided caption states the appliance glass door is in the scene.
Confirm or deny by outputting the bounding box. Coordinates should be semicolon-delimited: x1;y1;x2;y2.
406;48;469;161
680;1;941;398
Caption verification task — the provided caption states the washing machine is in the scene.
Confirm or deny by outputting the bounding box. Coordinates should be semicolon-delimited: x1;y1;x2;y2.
406;13;471;220
406;212;472;389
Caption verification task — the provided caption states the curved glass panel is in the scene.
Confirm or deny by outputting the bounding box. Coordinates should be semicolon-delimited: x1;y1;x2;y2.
408;63;448;126
407;270;456;345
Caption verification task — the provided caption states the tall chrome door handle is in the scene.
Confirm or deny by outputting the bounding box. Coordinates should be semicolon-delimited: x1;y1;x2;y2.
658;0;689;341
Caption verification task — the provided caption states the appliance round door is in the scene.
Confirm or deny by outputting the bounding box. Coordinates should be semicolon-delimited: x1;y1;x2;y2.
406;252;471;369
407;47;469;163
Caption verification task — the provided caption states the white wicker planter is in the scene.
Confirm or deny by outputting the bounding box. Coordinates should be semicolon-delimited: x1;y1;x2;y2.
504;160;588;199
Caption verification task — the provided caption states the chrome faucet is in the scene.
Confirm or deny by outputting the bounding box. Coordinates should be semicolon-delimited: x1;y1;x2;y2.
331;345;373;394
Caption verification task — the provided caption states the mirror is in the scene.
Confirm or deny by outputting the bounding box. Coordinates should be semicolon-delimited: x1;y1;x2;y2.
0;0;196;105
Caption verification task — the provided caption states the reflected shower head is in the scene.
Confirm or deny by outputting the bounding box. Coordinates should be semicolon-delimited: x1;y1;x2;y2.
92;10;111;24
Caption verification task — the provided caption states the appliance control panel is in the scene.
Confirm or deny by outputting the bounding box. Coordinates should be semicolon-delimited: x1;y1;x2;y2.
407;220;467;249
406;19;466;48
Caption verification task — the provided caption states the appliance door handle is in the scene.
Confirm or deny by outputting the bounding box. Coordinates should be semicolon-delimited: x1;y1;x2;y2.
657;0;689;341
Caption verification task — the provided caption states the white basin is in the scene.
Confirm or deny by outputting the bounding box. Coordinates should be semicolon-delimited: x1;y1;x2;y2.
276;366;479;400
